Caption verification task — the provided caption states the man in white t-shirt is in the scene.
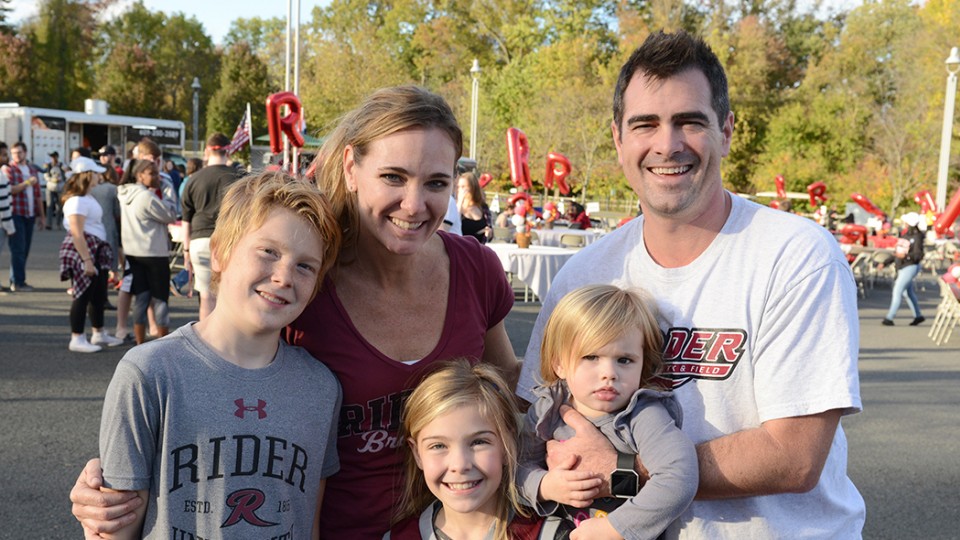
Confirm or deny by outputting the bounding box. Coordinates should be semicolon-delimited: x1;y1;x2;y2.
516;31;864;538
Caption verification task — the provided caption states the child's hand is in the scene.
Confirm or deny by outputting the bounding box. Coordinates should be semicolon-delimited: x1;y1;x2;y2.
539;454;603;508
571;516;623;540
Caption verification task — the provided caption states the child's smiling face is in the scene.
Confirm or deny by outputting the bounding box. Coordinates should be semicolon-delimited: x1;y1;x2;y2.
213;208;325;338
409;404;504;521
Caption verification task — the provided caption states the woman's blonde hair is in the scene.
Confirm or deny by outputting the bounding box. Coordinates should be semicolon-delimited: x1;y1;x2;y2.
540;285;665;390
61;171;97;202
312;86;462;254
395;360;525;539
209;171;341;299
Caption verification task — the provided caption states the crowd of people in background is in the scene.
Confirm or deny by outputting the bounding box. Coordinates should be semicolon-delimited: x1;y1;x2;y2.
0;133;248;350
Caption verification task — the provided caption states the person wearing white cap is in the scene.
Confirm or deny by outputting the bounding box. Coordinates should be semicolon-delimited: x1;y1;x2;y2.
883;212;926;326
59;156;124;352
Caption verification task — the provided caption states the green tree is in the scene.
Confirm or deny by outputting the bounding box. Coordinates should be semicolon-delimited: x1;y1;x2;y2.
224;16;286;91
0;0;16;35
206;41;269;151
98;2;219;136
25;0;99;109
93;43;163;118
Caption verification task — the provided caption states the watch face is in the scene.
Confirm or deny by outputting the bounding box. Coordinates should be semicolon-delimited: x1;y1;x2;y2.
611;470;639;499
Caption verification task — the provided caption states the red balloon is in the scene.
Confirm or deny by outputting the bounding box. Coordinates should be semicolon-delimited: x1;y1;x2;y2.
544;152;572;195
934;187;960;235
914;190;937;214
775;175;786;199
266;92;305;154
479;172;493;188
806;181;828;207
508;191;534;211
506;127;532;191
850;192;885;219
838;224;868;247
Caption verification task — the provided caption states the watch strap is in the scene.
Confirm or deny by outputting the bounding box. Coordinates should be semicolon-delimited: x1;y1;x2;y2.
617;451;634;471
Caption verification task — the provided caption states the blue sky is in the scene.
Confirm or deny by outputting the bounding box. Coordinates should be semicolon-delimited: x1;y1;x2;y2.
10;0;332;45
11;0;860;47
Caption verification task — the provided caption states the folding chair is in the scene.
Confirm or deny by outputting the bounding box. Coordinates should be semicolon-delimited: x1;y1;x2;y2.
928;278;960;345
849;252;871;298
492;227;514;243
560;233;586;249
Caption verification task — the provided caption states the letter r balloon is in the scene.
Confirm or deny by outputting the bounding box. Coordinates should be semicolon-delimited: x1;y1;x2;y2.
544;152;572;195
266;92;305;154
506;127;532;191
806;181;828;208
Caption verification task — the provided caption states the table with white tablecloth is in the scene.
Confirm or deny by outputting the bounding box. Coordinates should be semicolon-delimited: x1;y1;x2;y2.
534;227;603;247
486;243;576;301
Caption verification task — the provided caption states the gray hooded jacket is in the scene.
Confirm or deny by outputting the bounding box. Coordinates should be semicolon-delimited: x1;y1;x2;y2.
118;183;177;257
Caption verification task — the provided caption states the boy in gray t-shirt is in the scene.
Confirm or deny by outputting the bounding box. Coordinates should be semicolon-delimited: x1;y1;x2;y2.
98;172;343;539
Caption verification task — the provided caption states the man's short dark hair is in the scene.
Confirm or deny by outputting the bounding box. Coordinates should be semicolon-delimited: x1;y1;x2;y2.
613;30;730;137
206;133;231;156
73;146;92;158
13;141;26;151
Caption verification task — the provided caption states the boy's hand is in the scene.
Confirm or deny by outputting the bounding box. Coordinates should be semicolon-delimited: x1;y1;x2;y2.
571;516;624;540
539;454;603;508
70;458;142;538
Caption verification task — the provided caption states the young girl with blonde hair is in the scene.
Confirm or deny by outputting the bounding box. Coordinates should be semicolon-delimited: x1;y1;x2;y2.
388;360;571;540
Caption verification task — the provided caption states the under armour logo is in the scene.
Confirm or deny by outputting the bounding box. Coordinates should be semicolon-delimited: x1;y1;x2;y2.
221;489;278;528
235;399;267;419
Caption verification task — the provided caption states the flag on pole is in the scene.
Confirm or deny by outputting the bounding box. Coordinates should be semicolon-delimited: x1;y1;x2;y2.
225;106;251;156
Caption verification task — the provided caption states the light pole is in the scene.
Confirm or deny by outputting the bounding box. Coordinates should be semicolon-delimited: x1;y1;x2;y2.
191;77;201;153
936;47;960;212
469;59;481;160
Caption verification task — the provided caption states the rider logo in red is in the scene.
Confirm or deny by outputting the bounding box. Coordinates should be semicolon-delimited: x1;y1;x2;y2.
660;328;746;388
221;488;279;528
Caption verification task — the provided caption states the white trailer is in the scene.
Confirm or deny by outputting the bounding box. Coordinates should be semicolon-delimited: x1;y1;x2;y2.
0;100;185;166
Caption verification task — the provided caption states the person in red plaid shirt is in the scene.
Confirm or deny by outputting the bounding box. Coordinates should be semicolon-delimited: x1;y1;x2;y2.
3;141;45;291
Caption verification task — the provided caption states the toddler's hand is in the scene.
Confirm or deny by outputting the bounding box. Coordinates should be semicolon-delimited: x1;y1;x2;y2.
539;454;603;508
571;516;623;540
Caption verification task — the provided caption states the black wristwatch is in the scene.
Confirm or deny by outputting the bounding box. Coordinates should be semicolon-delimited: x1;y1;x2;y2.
610;451;640;499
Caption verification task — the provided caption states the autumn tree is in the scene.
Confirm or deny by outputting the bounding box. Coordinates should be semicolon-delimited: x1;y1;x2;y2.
0;33;36;103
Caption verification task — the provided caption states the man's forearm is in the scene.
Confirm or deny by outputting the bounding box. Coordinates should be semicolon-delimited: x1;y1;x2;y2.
694;410;842;500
